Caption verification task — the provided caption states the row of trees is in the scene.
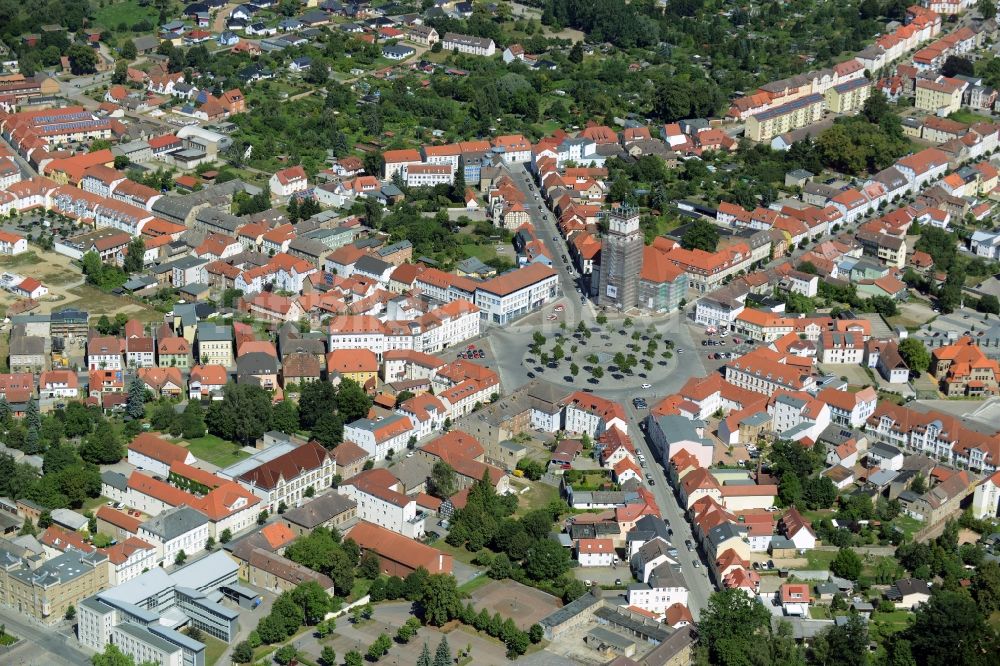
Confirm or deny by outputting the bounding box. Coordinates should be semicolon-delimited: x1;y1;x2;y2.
201;379;372;448
444;474;581;597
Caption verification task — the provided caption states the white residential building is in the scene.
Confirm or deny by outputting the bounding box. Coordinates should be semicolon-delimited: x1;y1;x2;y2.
577;539;616;567
342;414;414;462
441;32;496;56
339;468;425;539
136;506;210;566
473;263;559;325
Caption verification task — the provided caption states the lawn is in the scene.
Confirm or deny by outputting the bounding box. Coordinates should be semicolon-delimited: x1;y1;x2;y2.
458;573;492;595
459;242;498;263
809;606;832;619
196;632;227;666
805;550;839;570
0;251;42;268
893;515;923;540
869;609;913;641
948;109;994;125
178;434;250;468
430;537;479;566
512;479;560;518
81;495;113;513
95;0;159;31
67;284;157;320
349;577;372;602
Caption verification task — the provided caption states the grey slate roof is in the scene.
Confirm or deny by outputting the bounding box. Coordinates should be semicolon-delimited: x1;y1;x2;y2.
281;493;357;529
139;506;208;541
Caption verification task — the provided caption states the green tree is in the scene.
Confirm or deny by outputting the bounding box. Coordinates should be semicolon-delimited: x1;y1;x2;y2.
812;614;868;666
429;461;457;499
231;641;253;664
91;644;136;666
978;294;1000;315
175;550;187;565
126;374;145;420
367;633;391;661
320;645;337;666
697;589;773;666
79;426;124;465
971;560;1000;614
121;40;138;61
345;650;363;666
205;383;272;446
291;581;332;625
124;236;145;274
417;642;432;666
396;617;420;643
905;589;997;666
524;538;570;581
359;551;381;579
67;44;97;74
831;547;862;581
802;476;837;510
419;574;463;626
433;636;452;666
274;645;298;665
489;552;512;579
271;400;299;435
898;338;930;373
680;218;720;252
179;400;206;440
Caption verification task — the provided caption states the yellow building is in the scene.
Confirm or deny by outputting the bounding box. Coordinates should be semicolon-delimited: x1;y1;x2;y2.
824;78;871;114
327;348;379;387
0;550;109;624
915;77;964;116
745;93;825;142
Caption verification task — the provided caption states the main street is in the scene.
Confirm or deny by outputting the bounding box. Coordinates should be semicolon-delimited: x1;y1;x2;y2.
0;607;92;666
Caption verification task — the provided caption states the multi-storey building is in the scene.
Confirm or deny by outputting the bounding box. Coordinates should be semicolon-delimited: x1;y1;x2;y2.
597;206;643;310
339;468;425;539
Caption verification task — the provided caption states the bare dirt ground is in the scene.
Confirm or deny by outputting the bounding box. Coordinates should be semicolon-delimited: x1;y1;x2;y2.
469;580;562;631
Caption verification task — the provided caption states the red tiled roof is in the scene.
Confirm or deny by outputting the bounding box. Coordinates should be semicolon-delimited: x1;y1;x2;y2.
128;432;192;466
348;521;452;573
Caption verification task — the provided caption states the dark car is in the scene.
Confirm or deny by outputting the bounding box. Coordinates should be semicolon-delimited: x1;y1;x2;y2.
425;531;440;541
526;372;535;378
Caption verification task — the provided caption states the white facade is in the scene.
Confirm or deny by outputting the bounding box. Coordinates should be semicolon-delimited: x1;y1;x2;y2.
127;448;195;479
342;416;414;462
108;543;158;585
339;485;424;539
138;517;209;566
695;297;745;329
972;474;1000;519
474;271;559;325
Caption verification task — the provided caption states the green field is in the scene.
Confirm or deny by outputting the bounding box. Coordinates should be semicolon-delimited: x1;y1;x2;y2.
459;242;498;263
869;609;913;641
805;550;839;570
948;109;994;125
512;479;560;517
95;0;160;31
179;434;250;468
0;251;42;268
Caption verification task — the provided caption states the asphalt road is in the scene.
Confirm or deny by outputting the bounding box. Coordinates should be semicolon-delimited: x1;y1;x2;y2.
0;607;92;665
506;162;593;327
626;398;716;619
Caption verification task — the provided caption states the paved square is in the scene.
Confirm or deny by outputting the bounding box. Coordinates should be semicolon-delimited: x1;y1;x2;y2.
469;580;562;630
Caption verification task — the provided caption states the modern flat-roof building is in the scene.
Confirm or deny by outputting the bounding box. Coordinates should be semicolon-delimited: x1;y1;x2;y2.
78;551;242;666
